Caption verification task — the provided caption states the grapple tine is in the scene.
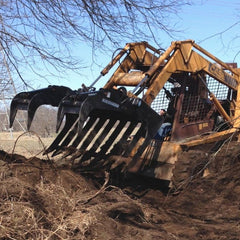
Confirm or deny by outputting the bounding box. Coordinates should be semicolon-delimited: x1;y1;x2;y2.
10;92;34;128
51;121;79;157
126;135;152;172
52;116;101;157
50;97;99;157
78;118;117;162
27;93;49;130
79;117;107;151
42;88;162;173
98;120;128;156
122;124;147;157
56;93;88;132
90;118;116;152
66;88;162;168
83;120;129;166
44;114;78;155
71;116;97;148
9;101;22;128
55;118;79;151
56;104;65;133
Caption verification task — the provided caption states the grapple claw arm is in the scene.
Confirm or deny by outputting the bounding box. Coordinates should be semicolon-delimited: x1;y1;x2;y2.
10;85;73;130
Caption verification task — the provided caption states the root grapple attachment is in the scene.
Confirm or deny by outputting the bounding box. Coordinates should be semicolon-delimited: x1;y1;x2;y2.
10;86;163;171
48;88;162;171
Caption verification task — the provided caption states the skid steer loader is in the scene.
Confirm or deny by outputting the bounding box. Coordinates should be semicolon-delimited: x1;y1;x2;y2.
10;40;240;188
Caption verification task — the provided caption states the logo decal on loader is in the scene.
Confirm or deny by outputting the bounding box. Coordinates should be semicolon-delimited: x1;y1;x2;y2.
102;98;120;108
208;63;238;89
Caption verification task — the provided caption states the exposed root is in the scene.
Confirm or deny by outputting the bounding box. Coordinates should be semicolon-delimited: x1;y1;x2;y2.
11;131;51;162
83;171;110;204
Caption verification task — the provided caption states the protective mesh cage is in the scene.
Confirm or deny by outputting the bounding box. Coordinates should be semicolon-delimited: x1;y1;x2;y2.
206;76;229;100
151;81;173;113
150;73;232;124
179;94;212;123
179;75;231;124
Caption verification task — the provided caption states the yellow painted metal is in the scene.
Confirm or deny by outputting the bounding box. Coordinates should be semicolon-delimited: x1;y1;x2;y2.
101;40;240;182
180;128;238;148
233;83;240;131
102;40;239;100
144;43;239;105
103;42;159;89
100;40;240;166
101;43;130;76
178;41;193;64
209;92;231;122
193;42;239;76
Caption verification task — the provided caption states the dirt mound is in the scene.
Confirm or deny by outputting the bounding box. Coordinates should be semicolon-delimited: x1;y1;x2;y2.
163;141;240;239
0;140;240;239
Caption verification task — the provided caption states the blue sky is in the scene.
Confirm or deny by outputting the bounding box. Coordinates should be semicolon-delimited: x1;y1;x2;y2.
178;1;239;58
28;0;240;91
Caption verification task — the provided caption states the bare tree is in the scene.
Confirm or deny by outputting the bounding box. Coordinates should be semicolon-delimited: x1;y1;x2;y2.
0;0;192;87
197;20;240;64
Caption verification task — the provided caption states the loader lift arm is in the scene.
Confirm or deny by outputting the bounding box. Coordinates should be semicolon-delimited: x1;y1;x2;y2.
103;40;239;130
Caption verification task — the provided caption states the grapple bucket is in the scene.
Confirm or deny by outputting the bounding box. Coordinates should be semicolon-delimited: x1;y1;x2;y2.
10;85;73;129
45;88;163;172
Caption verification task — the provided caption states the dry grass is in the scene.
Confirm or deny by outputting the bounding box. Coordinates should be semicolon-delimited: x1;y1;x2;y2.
0;151;99;240
2;131;240;239
0;131;55;158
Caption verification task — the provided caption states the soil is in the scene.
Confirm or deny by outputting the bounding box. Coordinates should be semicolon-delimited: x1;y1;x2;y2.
0;132;240;239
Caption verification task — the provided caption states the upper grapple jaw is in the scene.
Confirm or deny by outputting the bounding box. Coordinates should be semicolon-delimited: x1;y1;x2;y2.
9;85;73;130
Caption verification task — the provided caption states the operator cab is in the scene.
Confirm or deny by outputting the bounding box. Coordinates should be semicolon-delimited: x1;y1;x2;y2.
151;72;234;142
